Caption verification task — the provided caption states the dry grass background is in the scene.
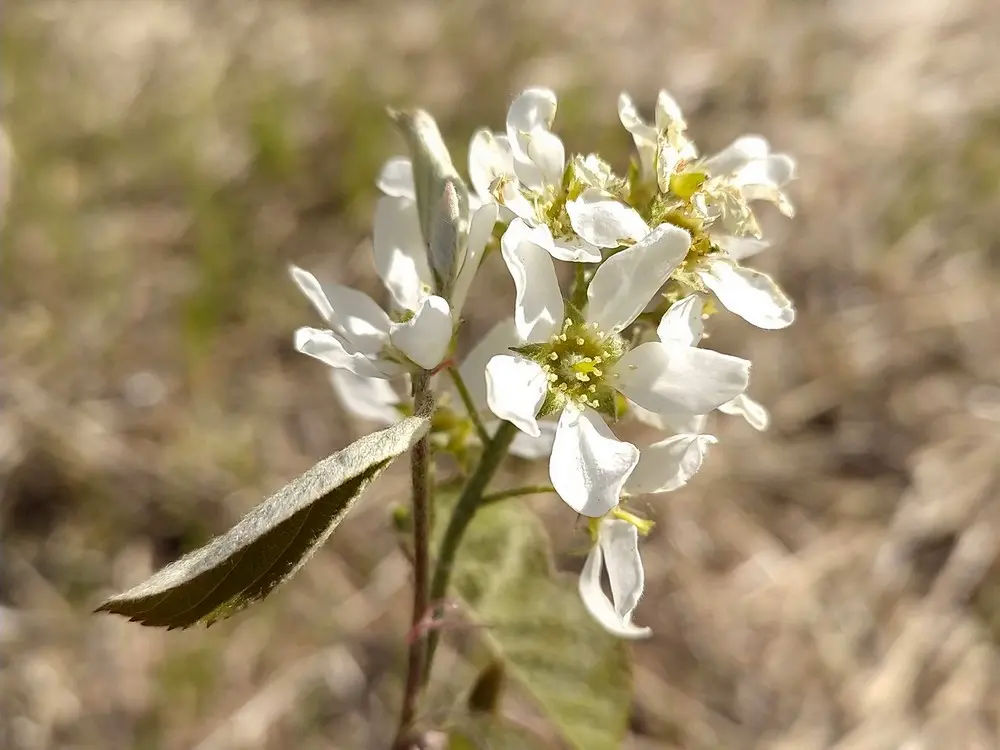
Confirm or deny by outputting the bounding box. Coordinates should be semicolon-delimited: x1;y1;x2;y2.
3;0;1000;748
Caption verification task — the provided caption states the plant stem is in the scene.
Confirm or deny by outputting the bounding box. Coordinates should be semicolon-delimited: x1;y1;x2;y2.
422;419;518;685
480;484;554;506
446;365;490;446
393;370;434;749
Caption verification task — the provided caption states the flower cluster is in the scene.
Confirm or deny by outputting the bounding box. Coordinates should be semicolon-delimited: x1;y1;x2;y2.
290;87;796;639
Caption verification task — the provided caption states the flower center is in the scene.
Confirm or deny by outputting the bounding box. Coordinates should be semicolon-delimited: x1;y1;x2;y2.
539;317;625;412
531;183;575;240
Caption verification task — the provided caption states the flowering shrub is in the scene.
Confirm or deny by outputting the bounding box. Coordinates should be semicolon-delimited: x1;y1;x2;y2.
97;87;796;749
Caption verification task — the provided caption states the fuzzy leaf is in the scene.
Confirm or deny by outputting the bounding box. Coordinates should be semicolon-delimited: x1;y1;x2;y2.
95;416;429;628
447;718;548;750
435;491;632;750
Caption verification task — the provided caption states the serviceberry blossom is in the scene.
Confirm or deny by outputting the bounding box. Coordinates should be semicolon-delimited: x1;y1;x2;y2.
486;88;652;263
291;189;495;376
286;86;798;643
328;322;555;460
617;90;797;330
485;219;751;517
578;518;650;639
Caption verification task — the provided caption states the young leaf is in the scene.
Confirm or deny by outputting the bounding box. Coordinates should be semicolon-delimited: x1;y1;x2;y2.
95;416;429;629
433;492;633;750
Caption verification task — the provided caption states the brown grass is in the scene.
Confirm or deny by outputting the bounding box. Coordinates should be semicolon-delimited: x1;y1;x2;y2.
3;0;1000;748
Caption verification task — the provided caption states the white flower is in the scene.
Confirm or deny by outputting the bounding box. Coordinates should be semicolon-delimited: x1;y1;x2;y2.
327;319;554;460
617;90;698;188
618;90;797;330
376;160;499;321
700;135;796;219
487;88;652;263
291;195;460;376
630;294;772;435
579;519;651;639
485;219;750;517
456;318;558;459
688;134;798;329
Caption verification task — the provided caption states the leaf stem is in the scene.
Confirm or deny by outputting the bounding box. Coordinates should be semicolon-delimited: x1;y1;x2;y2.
447;365;491;446
480;484;554;506
423;419;518;685
393;370;435;748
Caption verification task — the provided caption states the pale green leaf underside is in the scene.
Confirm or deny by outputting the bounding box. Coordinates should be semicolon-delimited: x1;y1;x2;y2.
447;717;548;750
96;416;429;629
436;491;633;750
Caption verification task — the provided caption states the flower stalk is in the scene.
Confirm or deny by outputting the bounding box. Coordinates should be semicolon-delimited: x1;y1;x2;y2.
423;419;519;684
393;370;435;748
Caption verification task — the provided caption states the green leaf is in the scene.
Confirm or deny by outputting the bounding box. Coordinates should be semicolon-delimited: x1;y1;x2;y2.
447;718;548;750
95;416;430;628
435;492;632;750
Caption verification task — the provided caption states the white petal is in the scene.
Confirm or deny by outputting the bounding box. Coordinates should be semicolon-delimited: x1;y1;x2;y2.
612;341;750;417
511;151;547;191
549;406;639;518
458;318;520;413
566;188;650;247
548;235;603;264
654;90;687;133
701;135;769;177
484;354;547;437
329;369;401;424
656;295;704;347
451;202;498;320
293;327;393;378
468;129;515;203
377;156;416;199
506;88;558;162
734;154;796;216
628;399;708;435
732;152;795;190
617;92;656;147
579;533;651;640
626;433;717;495
289;264;334;322
325;286;393;353
373;196;433;311
495;176;538;223
599;519;646;620
714;234;771;261
524;128;565;187
389;295;453;370
718;393;771;431
509;419;557;459
290;266;392;354
500;219;564;342
697;258;795;330
586;223;691;335
617;92;657;178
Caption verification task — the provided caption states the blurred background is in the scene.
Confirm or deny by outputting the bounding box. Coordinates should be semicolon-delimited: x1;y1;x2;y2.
3;0;1000;748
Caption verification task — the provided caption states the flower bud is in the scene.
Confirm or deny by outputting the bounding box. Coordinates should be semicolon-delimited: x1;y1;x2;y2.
389;108;470;296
